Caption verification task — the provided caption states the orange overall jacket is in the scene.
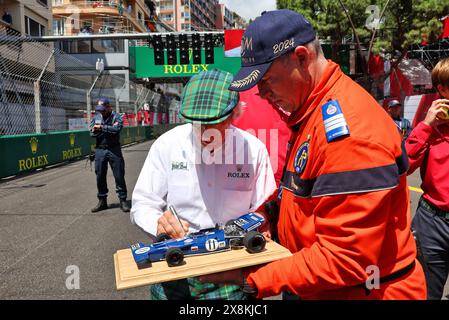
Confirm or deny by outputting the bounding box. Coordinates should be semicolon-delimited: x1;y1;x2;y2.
246;61;426;300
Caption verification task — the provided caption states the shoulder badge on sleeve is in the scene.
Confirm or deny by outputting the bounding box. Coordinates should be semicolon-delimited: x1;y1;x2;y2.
321;100;350;142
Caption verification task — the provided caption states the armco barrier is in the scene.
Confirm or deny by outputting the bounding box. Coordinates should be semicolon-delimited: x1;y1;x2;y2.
0;124;178;179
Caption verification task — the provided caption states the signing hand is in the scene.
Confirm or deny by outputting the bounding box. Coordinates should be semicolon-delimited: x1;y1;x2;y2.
423;99;449;127
157;209;190;239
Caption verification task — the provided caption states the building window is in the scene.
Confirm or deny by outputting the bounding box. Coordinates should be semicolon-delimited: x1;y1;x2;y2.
58;39;124;54
161;14;173;22
53;18;65;36
37;0;48;7
138;11;143;24
52;0;63;6
92;39;125;53
25;16;46;36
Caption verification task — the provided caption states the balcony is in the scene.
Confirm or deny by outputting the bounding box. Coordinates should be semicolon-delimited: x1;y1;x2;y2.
55;0;120;10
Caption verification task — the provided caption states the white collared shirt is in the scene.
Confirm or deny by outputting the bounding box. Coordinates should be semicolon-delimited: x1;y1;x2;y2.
131;123;277;236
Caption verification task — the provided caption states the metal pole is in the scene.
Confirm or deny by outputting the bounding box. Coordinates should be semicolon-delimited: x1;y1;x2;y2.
143;89;151;106
34;49;55;133
134;85;146;114
115;97;120;114
115;80;128;114
86;71;102;123
33;82;41;133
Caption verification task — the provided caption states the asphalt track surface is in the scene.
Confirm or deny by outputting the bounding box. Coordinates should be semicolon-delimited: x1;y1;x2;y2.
0;139;447;299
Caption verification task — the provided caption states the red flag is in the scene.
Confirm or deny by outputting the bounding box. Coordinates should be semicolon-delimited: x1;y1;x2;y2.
441;16;449;39
224;29;245;57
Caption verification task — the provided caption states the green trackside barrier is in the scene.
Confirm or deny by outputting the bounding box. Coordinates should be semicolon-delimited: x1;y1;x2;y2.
0;124;179;179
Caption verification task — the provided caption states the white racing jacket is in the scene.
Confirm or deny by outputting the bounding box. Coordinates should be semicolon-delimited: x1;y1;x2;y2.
131;123;276;236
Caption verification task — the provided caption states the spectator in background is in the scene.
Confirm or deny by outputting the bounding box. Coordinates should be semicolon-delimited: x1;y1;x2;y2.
406;57;449;299
2;10;12;24
118;1;124;17
387;99;412;140
143;103;150;125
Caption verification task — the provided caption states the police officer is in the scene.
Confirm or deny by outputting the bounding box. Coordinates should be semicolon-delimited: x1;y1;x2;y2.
90;98;130;213
387;99;412;139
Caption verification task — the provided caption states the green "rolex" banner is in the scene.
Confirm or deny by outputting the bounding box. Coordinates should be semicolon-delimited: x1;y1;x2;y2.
0;125;177;179
129;47;241;79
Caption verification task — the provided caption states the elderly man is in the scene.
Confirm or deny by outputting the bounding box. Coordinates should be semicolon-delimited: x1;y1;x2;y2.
202;9;426;300
131;69;276;300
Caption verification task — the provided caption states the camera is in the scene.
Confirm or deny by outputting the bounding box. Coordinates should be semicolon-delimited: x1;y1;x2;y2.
91;113;103;132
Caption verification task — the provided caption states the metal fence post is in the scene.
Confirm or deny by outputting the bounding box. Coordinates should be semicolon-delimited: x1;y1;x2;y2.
34;49;55;133
87;59;104;123
86;90;92;124
86;71;102;123
115;80;127;114
33;81;41;133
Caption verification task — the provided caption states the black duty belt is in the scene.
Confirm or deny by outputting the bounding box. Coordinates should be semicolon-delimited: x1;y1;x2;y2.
357;261;416;296
96;144;119;149
419;198;449;220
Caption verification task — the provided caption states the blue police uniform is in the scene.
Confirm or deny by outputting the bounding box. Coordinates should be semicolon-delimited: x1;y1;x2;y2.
393;117;412;140
90;105;129;212
388;100;412;140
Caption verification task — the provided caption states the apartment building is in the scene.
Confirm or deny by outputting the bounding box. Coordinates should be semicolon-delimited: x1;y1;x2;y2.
1;0;52;36
157;0;249;32
52;0;158;36
214;2;231;30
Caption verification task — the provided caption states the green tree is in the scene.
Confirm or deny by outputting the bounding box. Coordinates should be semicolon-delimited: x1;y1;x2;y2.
277;0;449;93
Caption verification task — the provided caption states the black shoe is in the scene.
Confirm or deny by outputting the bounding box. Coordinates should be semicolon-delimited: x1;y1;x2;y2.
91;198;108;213
120;199;130;212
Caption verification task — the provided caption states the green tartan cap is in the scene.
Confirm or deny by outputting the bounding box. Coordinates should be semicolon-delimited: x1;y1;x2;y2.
179;69;240;124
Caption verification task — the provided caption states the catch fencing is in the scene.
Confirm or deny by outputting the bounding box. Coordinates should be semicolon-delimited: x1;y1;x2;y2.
0;25;178;136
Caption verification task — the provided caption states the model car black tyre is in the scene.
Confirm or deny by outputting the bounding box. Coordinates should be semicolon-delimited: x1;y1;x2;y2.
166;247;184;267
155;233;171;243
243;231;266;253
225;219;235;226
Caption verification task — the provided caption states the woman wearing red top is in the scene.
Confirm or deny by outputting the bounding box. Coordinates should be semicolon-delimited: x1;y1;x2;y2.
406;57;449;299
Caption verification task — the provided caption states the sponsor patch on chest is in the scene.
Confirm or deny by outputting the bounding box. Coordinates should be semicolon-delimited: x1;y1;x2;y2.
172;161;188;171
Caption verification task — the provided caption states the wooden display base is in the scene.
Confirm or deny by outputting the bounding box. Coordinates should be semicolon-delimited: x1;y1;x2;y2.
114;240;292;290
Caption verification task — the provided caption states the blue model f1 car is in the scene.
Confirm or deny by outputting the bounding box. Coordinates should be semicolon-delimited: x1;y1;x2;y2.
131;212;266;269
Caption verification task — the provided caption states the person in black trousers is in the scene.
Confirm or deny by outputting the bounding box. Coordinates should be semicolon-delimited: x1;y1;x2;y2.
90;98;130;213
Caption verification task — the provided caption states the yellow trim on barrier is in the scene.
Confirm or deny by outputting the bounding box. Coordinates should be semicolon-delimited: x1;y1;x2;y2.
409;186;424;194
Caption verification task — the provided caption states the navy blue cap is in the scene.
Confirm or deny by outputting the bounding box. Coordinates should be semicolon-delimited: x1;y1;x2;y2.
229;9;316;92
95;97;110;111
388;99;401;108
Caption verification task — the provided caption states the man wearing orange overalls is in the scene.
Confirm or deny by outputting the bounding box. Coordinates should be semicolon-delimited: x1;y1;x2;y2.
201;9;426;300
